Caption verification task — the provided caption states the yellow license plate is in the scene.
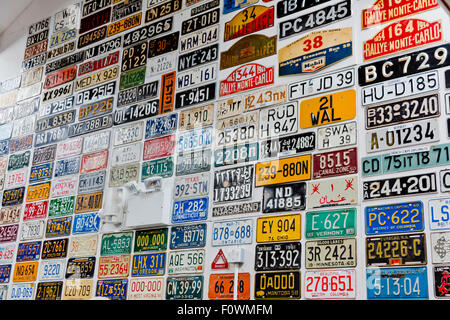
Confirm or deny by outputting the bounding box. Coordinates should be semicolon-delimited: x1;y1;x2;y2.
74;191;103;213
299;89;356;129
107;12;142;37
255;154;311;187
256;213;301;243
13;261;39;282
26;182;51;202
63;279;93;300
75;65;119;91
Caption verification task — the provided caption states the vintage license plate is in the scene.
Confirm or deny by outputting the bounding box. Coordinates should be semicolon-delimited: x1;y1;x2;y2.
68;114;113;138
148;52;177;75
430;232;450;264
213;165;253;203
45;217;72;238
172;197;209;223
44;65;77;90
13;261;39;282
209;273;250;300
54;157;80;178
305;208;356;239
179;104;213;131
63;279;93;300
145;0;181;23
46;41;75;62
2;187;25;206
78;26;107;49
23;200;48;221
305;238;356;269
75;81;115;106
134;228;168;252
366;233;426;267
101;232;133;256
366;119;439;153
170;224;206;249
366;201;424;235
217;96;244;120
8;283;35;300
244;85;286;111
5;168;27;189
259;102;298;140
80;150;108;174
49;196;75;218
41;238;68;259
75;65;119;91
73;212;101;234
279;0;351;40
366;267;428;299
313;147;357;179
45;51;85;75
177;127;212;153
224;5;274;41
307;176;358;209
17;241;41;262
180;25;219;54
223;0;255;13
8;151;30;171
214;143;258;167
216;111;259;147
261;132;315;159
79;51;119;77
83;131;111;154
26;182;50;202
80;7;111;34
0;140;8;157
114;122;143;146
256;214;301;243
255;154;311;187
148;32;179;58
56;138;82;160
109;162;140;187
39;259;65;281
39;96;74;118
168;249;203;274
277;0;331;18
114;100;159;125
69;234;98;258
14;96;40;119
363;172;437;201
78;170;106;194
50;27;76;48
96;279;128;300
35;281;63;300
22;53;46;72
181;8;219;35
176;149;210;176
142;156;174;180
262;182;306;213
191;0;219;13
174;173;209;200
34;126;69;148
66;257;96;279
0;265;11;283
0;205;21;225
112;142;142;166
166;276;203;300
123;16;173;47
16;83;42;102
0;244;14;264
28;16;50;35
318;121;356;150
117;81;158;108
254;271;300;299
177;64;217;92
121;41;148;73
42;82;73;104
175;82;216;110
143;136;174;161
82;0;112;17
159;71;175;114
26;29;49;48
430;198;450;230
131;253;165;276
20;220;45;241
111;0;142;21
50;176;78;198
255;242;301;271
33;145;56;166
98;255;130;278
107;12;142;36
128;277;164;300
440;169;450;192
305;269;355;299
74;191;103;213
11;134;34;152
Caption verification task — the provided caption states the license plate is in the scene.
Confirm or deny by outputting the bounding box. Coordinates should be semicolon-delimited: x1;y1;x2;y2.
111;0;141;21
307;176;358;209
78;170;106;193
431;232;450;264
54;157;80;178
0;244;14;264
149;32;179;58
259;102;298;140
17;241;41;261
363;173;437;201
75;65;119;92
121;41;148;73
84;36;122;60
45;51;85;75
172;197;209;223
101;232;133;256
50;28;77;48
166;276;203;300
112;142;142;166
255;242;301;271
305;269;355;299
181;8;219;35
128;277;164;300
256;214;300;243
33;145;57;165
174;173;209;200
68;114;113;138
0;205;21;224
224;5;273;41
244;85;287;111
74;191;103;213
277;0;330;18
80;150;108;174
113;100;159;125
134;228;168;252
22;53;46;72
73;212;101;234
5;168;27;189
66;257;96;279
214;164;252;202
14;96;40;119
170;224;206;249
117;81;158;108
107;12;142;36
39;96;74;118
78;26;107;48
208;273;250;300
41;238;68;259
109;162;140;187
11;134;34;152
434;266;450;298
96;279;128;300
142;156;174;180
82;0;111;17
305;238;356;269
317;121;357;150
217;96;244;120
75;81;116;106
261;132;315;160
123;17;173;47
98;255;131;278
216;111;259;147
0;141;8;157
69;234;98;258
440;170;450;192
300;89;356;129
177;127;212;153
179;104;214;131
20;220;45;241
145;0;181;23
366;233;426;267
168;249;204;274
23;201;47;221
176;150;210;176
35;281;63;300
39;259;65;281
78;51;120;77
80;7;110;34
178;63;217;93
42;82;73;104
46;41;75;62
2;187;25;206
13;261;39;282
131;253;166;276
34;126;69;148
148;52;177;75
366;267;428;299
214;143;259;167
180;25;219;55
45;217;72;237
26;29;49;47
43;65;77;89
305;208;356;239
175;82;216;109
262;182;306;213
430;198;450;230
26;182;51;202
11;116;35;139
366;201;424;235
83;131;111;154
254;271;300;299
16;83;42;103
63;279;93;300
9;283;35;300
28;17;50;35
8;151;29;171
49;196;75;218
50;176;78;198
362;71;439;106
160;71;175;115
255;154;311;187
279;0;351;39
312;147;358;179
0;265;11;283
114;122;143;146
145;113;177;139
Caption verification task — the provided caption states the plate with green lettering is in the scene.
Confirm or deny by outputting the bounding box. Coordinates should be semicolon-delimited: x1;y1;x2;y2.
100;232;133;256
305;208;356;239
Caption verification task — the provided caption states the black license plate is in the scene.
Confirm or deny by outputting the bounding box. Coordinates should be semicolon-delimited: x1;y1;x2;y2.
277;0;331;18
66;257;96;279
255;242;301;271
40;96;74;117
112;0;142;22
176;150;211;176
366;233;426;267
68;114;113;138
45;51;85;74
26;29;49;47
121;41;148;73
117;81;159;107
82;0;112;17
181;8;220;35
358;43;450;86
145;0;182;23
113;100;159;125
254;271;300;299
32;145;57;165
178;43;218;72
35;281;63;300
77;26;107;49
2;187;25;206
22;53;46;72
175;82;216;109
434;266;450;298
363;172;437;200
84;36;122;59
123;17;173;47
35;110;76;132
75;81;116;105
261;132;315;159
148;32;179;58
41;238;68;259
79;7;111;34
262;182;306;213
213;165;253;203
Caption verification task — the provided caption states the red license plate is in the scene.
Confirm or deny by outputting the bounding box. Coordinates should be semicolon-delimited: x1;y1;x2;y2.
23;200;48;221
313;147;358;179
80;150;108;174
143;135;175;161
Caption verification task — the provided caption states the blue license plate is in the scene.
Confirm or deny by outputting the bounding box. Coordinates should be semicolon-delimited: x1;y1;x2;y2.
223;0;250;13
131;253;166;277
72;212;100;234
177;127;212;153
54;157;80;177
170;224;206;249
96;279;127;300
0;140;8;156
366;267;428;299
365;201;424;235
0;265;11;283
29;163;53;183
16;241;41;261
145;113;178;139
172;197;209;223
46;217;72;237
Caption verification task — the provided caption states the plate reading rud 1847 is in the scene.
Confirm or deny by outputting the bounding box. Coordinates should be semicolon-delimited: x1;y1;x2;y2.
305;238;356;269
262;182;306;213
213;165;253;203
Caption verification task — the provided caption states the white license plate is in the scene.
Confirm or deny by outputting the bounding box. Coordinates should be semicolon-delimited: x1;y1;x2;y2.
20;220;45;241
38;259;65;281
307;176;358;209
128;277;164;300
217;96;244;120
56;137;83;159
167;249;204;274
5;168;27;189
216;111;258;147
429;198;450;230
441;170;450;192
431;232;450;264
177;127;213;153
50;176;78;198
318;121;357;150
68;234;98;258
114;122;144;146
305;269;356;299
179;24;219;54
8;283;35;300
178;104;214;131
366;119;439;153
147;52;177;75
259;102;298;139
11;115;36;138
174;172;210;200
83;130;111;154
361;70;439;106
111;142;141;166
17;82;41;102
0;244;15;264
177;63;217;91
212;219;253;246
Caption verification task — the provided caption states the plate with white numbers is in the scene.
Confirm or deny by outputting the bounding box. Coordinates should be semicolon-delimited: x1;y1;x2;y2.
212;219;253;246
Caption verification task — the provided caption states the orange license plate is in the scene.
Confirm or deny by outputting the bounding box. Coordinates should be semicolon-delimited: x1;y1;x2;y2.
208;273;250;300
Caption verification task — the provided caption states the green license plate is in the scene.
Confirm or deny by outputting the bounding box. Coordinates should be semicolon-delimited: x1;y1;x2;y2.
305;208;356;239
119;66;146;90
134;228;168;252
141;156;174;181
100;232;133;256
48;196;75;217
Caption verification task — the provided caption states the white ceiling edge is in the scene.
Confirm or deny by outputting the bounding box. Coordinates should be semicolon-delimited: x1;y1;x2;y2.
0;0;33;36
